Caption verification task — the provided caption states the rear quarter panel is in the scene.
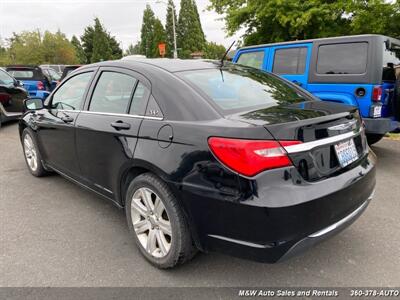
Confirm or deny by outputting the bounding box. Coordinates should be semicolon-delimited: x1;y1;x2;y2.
307;83;374;118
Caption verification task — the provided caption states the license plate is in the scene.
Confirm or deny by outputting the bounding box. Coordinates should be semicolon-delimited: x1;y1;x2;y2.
334;139;359;167
373;105;382;118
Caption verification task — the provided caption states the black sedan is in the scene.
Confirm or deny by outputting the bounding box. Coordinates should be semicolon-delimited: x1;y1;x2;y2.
19;59;376;268
0;68;28;127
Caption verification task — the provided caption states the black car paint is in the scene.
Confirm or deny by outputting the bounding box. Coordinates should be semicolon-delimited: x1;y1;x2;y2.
0;69;28;125
19;59;376;262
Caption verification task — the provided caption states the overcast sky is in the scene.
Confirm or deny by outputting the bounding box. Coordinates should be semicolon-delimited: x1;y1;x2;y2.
0;0;244;51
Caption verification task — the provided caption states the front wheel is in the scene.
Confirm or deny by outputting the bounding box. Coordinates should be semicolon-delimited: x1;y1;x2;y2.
366;133;385;145
22;128;48;177
125;173;197;268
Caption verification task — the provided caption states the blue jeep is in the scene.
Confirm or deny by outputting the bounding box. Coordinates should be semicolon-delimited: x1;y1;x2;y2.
233;34;400;144
5;65;55;100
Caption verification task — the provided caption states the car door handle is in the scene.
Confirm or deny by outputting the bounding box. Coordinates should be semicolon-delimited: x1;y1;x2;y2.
111;121;131;130
292;80;303;86
61;115;74;123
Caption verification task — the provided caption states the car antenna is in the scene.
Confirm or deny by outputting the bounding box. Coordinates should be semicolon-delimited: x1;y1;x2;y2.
220;40;235;67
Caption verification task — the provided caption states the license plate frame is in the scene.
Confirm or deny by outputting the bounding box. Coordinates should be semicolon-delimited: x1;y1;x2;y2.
334;138;359;168
372;105;382;118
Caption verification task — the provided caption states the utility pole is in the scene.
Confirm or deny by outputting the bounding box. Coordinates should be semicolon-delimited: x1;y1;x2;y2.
156;0;178;58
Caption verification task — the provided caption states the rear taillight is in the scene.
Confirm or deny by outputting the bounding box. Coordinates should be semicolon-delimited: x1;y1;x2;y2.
208;137;302;177
37;81;44;90
0;93;11;104
372;86;382;102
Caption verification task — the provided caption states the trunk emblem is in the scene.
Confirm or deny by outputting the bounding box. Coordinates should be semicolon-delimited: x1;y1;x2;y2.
328;120;357;132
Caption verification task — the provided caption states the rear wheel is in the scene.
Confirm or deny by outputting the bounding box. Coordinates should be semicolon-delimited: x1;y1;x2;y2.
366;133;385;145
22;128;48;177
125;173;197;268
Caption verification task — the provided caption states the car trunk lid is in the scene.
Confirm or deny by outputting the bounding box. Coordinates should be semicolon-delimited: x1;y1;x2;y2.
228;101;368;181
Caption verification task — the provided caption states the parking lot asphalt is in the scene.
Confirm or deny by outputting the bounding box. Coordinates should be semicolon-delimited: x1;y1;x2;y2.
1;121;400;287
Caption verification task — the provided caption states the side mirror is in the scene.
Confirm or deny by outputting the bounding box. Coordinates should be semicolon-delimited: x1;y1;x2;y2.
24;98;44;111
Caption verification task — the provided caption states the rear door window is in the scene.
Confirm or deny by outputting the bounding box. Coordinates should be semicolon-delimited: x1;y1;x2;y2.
129;82;150;115
237;51;264;69
272;47;307;74
89;71;137;114
316;43;368;74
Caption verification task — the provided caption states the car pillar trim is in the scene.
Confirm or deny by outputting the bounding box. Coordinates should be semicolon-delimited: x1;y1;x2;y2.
58;109;163;121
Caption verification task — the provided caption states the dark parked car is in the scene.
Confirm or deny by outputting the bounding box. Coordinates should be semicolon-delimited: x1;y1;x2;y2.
6;65;55;100
0;68;28;127
59;65;82;82
19;59;376;268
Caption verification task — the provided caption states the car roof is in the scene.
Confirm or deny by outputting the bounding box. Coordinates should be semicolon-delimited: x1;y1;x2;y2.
238;34;400;51
64;65;82;69
6;65;40;70
74;59;225;121
85;58;220;73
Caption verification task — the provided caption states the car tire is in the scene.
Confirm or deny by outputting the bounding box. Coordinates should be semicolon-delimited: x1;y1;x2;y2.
22;128;48;177
125;172;197;268
366;133;385;145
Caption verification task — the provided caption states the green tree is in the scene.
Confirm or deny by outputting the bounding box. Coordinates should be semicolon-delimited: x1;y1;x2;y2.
5;30;77;65
208;0;400;46
81;18;122;63
71;35;86;64
91;18;112;62
42;30;78;64
140;5;156;57
0;36;10;65
8;31;43;64
165;0;178;57
203;42;226;59
177;0;206;58
81;25;94;63
107;33;123;59
347;0;400;37
151;19;166;57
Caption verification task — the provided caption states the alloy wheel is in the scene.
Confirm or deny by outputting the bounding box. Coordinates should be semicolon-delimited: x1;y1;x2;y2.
24;134;38;172
130;187;172;258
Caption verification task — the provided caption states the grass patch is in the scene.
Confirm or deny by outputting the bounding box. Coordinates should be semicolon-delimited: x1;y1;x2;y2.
385;133;400;141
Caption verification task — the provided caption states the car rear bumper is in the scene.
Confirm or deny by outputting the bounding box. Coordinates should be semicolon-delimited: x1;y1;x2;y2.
278;194;372;262
363;117;399;134
0;103;22;123
177;150;376;263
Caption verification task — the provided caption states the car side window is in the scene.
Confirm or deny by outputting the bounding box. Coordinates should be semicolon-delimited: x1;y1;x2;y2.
237;51;264;69
89;71;137;114
272;47;307;74
129;82;150;115
316;43;367;74
52;72;93;110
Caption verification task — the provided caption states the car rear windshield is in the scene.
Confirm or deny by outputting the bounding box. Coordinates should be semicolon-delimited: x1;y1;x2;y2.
180;66;311;113
0;70;14;85
8;70;34;78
